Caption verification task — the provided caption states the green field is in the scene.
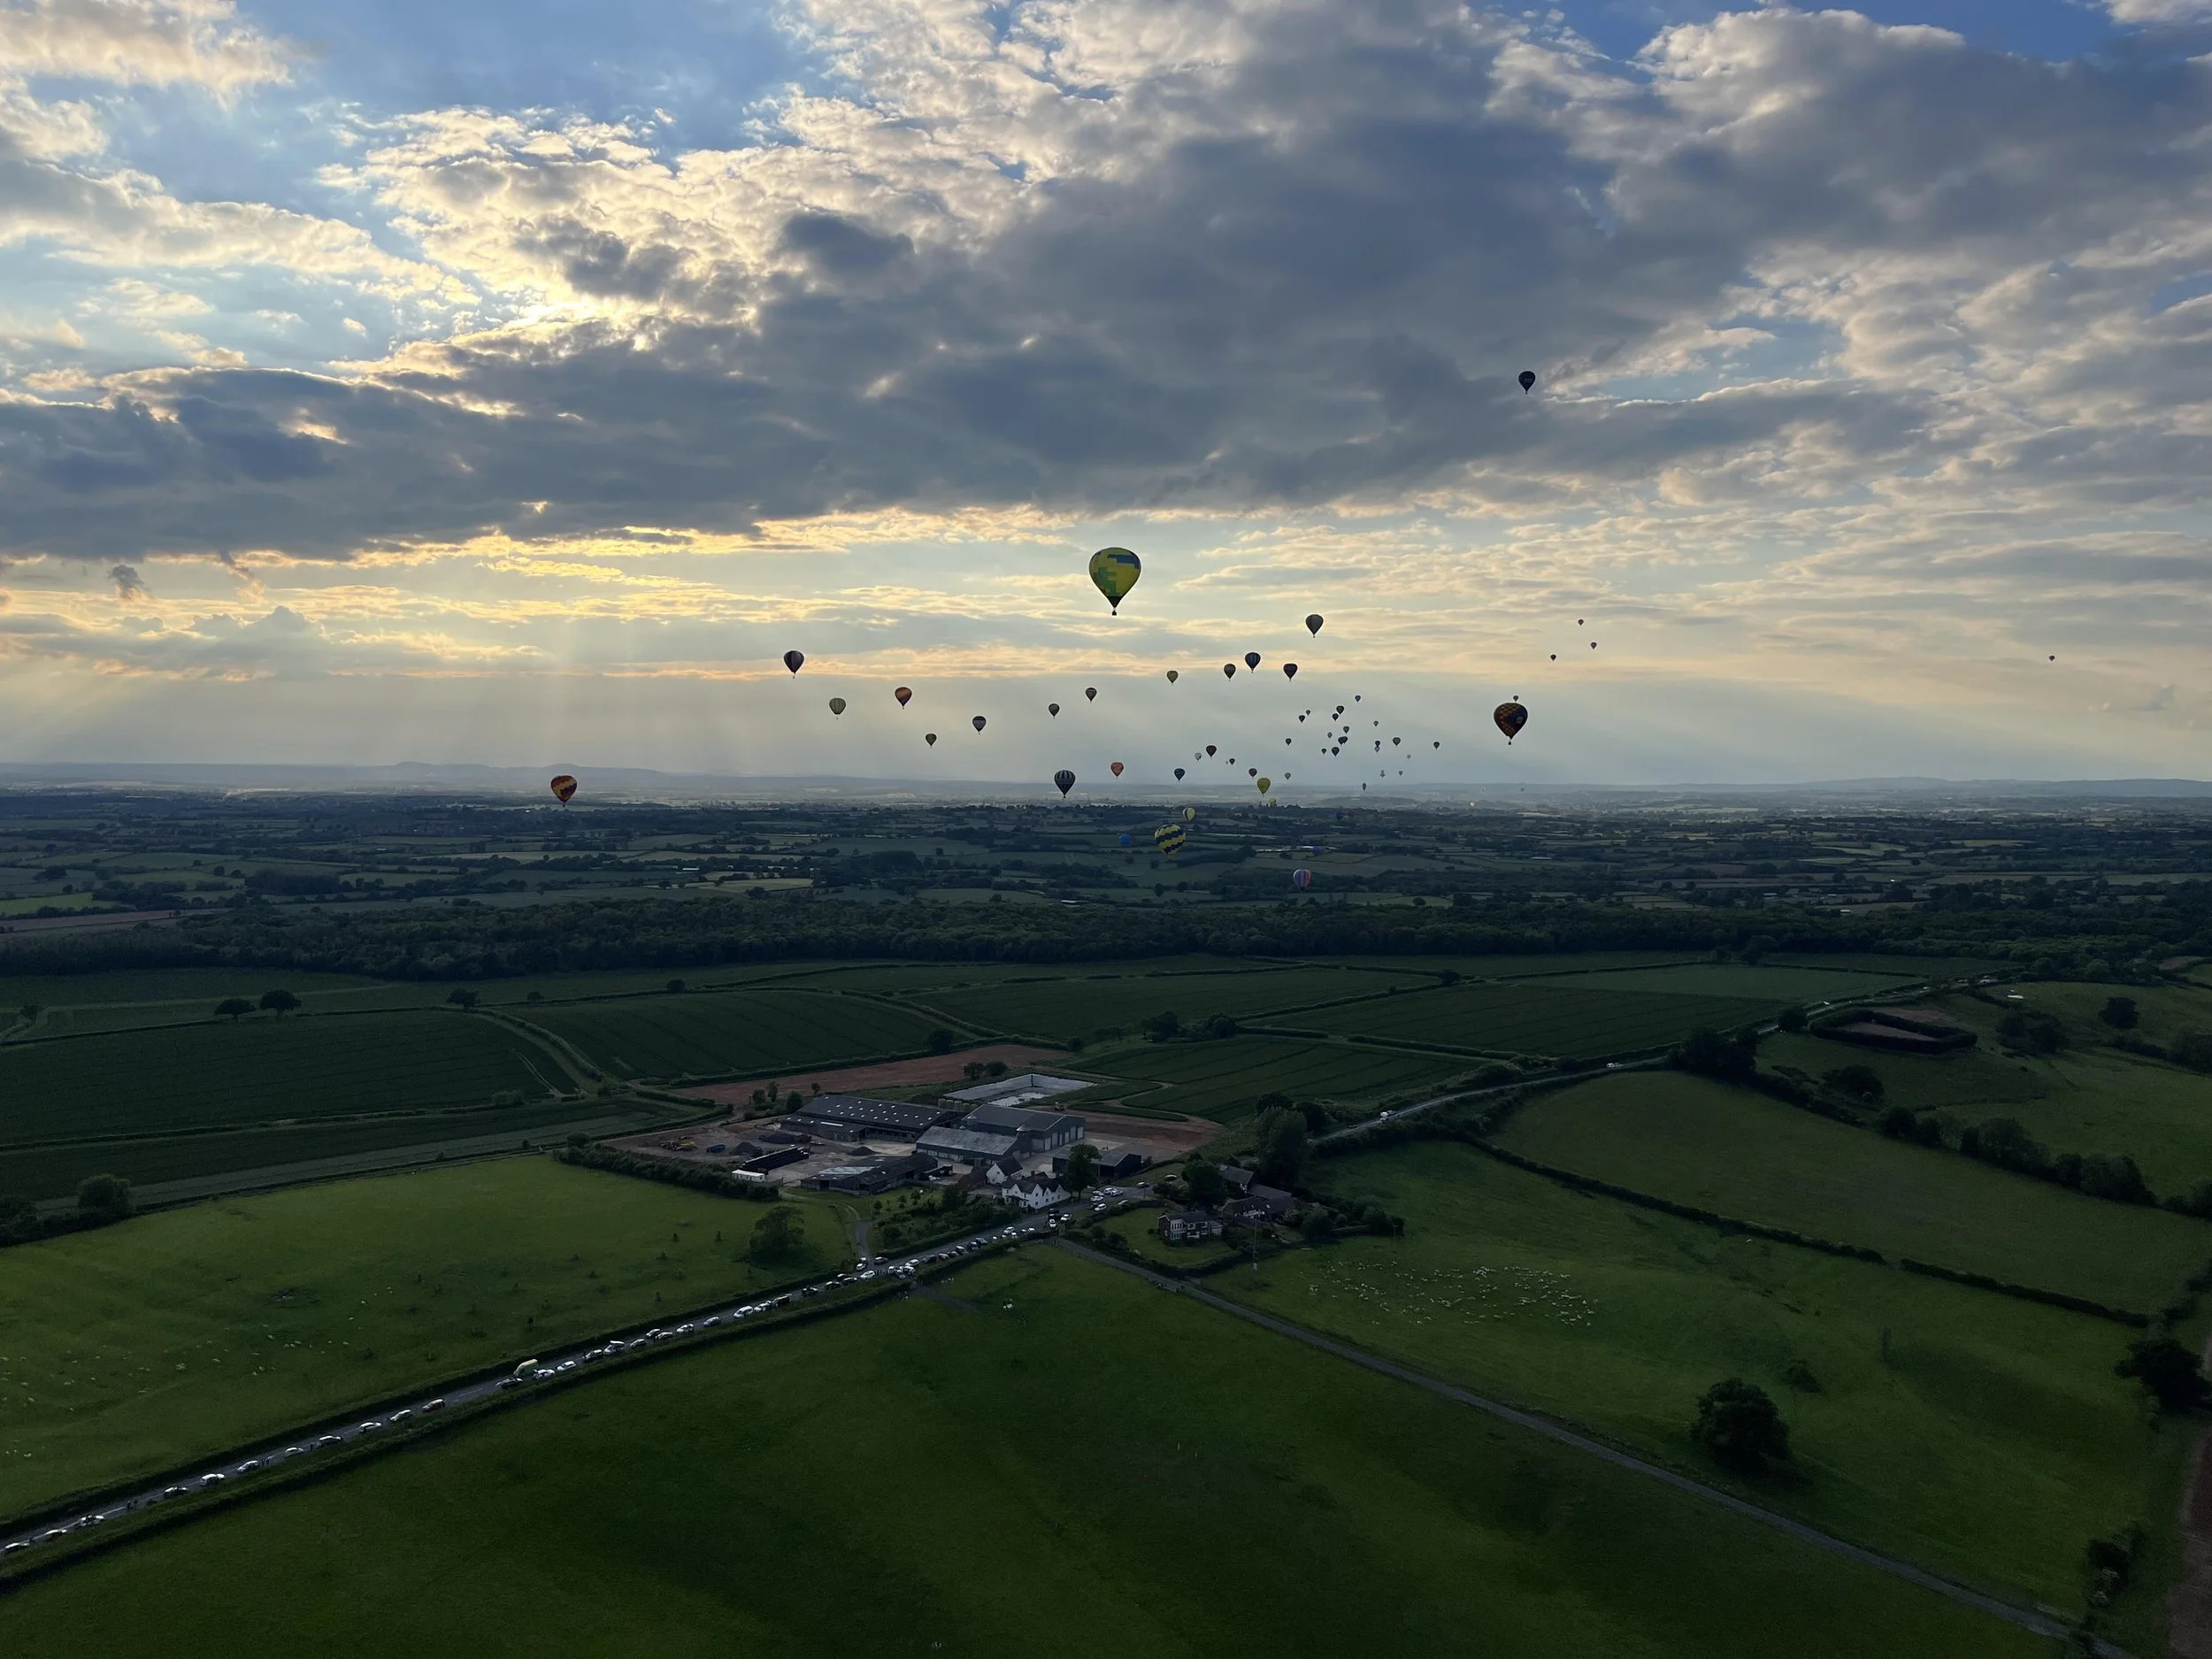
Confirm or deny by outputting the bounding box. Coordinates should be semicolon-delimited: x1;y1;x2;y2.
1091;1035;1468;1119
0;1248;2045;1659
1236;1141;2182;1608
1565;964;1918;1001
0;1013;571;1148
511;987;947;1079
0;1158;851;1520
908;964;1435;1041
1303;981;1777;1058
1494;1071;2212;1311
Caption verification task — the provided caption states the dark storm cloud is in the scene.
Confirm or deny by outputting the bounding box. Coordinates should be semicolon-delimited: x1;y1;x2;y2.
3;3;2208;562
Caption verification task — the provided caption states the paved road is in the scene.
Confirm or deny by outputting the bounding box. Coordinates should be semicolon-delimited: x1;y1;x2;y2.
1055;1238;2111;1655
0;1185;1145;1566
1312;1058;1661;1147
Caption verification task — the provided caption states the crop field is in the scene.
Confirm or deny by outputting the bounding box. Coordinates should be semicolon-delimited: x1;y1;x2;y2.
777;956;1264;994
1091;1036;1468;1119
0;1013;570;1148
0;968;382;1024
907;964;1435;1041
1302;981;1778;1057
1309;951;1708;978
1563;964;1919;1001
0;1248;2046;1659
1493;1071;2212;1311
0;1098;668;1202
1236;1141;2183;1609
511;987;946;1079
0;1157;851;1521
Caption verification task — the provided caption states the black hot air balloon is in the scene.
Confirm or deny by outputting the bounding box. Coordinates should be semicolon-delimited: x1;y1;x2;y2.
549;774;578;804
1518;370;1536;394
1174;767;1186;780
1244;651;1261;671
1205;744;1217;757
1048;703;1060;717
1305;614;1324;635
1494;701;1529;743
1223;663;1236;679
972;716;987;733
895;686;912;707
1282;663;1298;680
926;733;938;746
1086;687;1098;703
1054;770;1076;796
782;649;804;675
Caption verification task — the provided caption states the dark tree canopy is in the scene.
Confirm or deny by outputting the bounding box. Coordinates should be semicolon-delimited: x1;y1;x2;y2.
1691;1378;1790;1472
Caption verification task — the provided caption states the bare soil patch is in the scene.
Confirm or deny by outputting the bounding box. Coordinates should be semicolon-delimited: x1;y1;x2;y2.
1079;1110;1224;1156
676;1043;1065;1105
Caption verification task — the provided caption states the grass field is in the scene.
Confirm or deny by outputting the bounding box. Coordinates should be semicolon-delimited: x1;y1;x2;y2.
511;987;946;1079
0;1013;571;1148
1303;981;1778;1057
0;1158;852;1520
908;964;1434;1041
1090;1035;1468;1119
0;1248;2047;1659
1493;1071;2212;1311
1564;964;1919;1001
1236;1141;2183;1609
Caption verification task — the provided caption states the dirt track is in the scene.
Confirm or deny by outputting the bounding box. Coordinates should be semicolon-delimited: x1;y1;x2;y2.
677;1043;1065;1106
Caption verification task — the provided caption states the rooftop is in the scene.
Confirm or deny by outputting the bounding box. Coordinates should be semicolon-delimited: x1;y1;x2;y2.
944;1071;1093;1106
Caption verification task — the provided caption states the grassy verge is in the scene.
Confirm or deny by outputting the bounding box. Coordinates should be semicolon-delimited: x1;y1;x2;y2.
0;1248;2050;1659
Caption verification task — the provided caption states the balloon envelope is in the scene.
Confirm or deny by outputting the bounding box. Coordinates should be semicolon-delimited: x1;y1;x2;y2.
1119;834;1133;847
1244;651;1261;671
1292;868;1310;889
782;649;804;675
1166;670;1179;684
1088;546;1141;612
926;733;938;746
1494;701;1529;742
1110;761;1125;777
1173;767;1186;780
1155;824;1187;855
1086;687;1098;703
1256;777;1271;795
549;774;578;804
972;716;987;732
1054;769;1076;796
1184;808;1196;821
1305;613;1324;635
1223;664;1236;679
1282;663;1298;680
1048;703;1060;717
895;686;912;707
827;697;846;716
1205;745;1217;757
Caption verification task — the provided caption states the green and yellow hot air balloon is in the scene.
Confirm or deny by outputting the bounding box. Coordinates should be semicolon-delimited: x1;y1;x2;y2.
1088;547;1141;614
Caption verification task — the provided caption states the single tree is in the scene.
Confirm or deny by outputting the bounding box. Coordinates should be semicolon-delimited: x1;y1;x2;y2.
1255;1107;1310;1187
666;978;687;994
2116;1333;2210;1413
75;1173;134;1225
214;997;254;1022
1822;1064;1885;1103
1691;1378;1790;1472
1141;1010;1182;1042
257;988;300;1018
1183;1160;1228;1207
446;987;480;1010
1062;1142;1101;1192
2101;996;2139;1030
749;1206;803;1263
1776;1004;1809;1034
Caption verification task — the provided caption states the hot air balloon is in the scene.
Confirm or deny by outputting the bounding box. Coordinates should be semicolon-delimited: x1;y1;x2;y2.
1244;651;1261;672
895;686;912;707
1432;741;1440;749
1256;778;1271;795
782;649;804;675
1155;823;1187;855
1292;868;1310;890
1590;641;1597;649
972;716;987;733
1391;736;1400;746
1089;546;1141;613
1306;614;1324;635
1205;745;1217;757
1173;767;1186;780
1118;833;1133;847
1283;663;1298;680
1054;770;1076;796
1086;687;1098;703
1166;670;1179;684
1518;370;1536;394
1110;761;1125;778
1550;654;1556;661
549;774;578;804
1494;701;1529;744
1048;703;1061;717
1223;663;1236;679
926;733;938;747
1184;807;1196;821
1248;767;1257;777
828;697;847;717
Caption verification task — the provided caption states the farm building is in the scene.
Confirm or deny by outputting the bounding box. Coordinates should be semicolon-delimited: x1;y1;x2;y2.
791;1095;958;1140
807;1152;936;1194
1055;1147;1145;1181
917;1105;1087;1166
738;1146;805;1176
944;1072;1092;1107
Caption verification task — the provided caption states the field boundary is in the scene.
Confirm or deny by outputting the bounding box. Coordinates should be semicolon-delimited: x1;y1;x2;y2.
1051;1239;2113;1655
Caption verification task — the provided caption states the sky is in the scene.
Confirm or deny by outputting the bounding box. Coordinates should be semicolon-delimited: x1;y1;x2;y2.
4;0;2212;789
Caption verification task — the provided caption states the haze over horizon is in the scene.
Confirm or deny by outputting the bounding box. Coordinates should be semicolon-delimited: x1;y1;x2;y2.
6;0;2212;785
